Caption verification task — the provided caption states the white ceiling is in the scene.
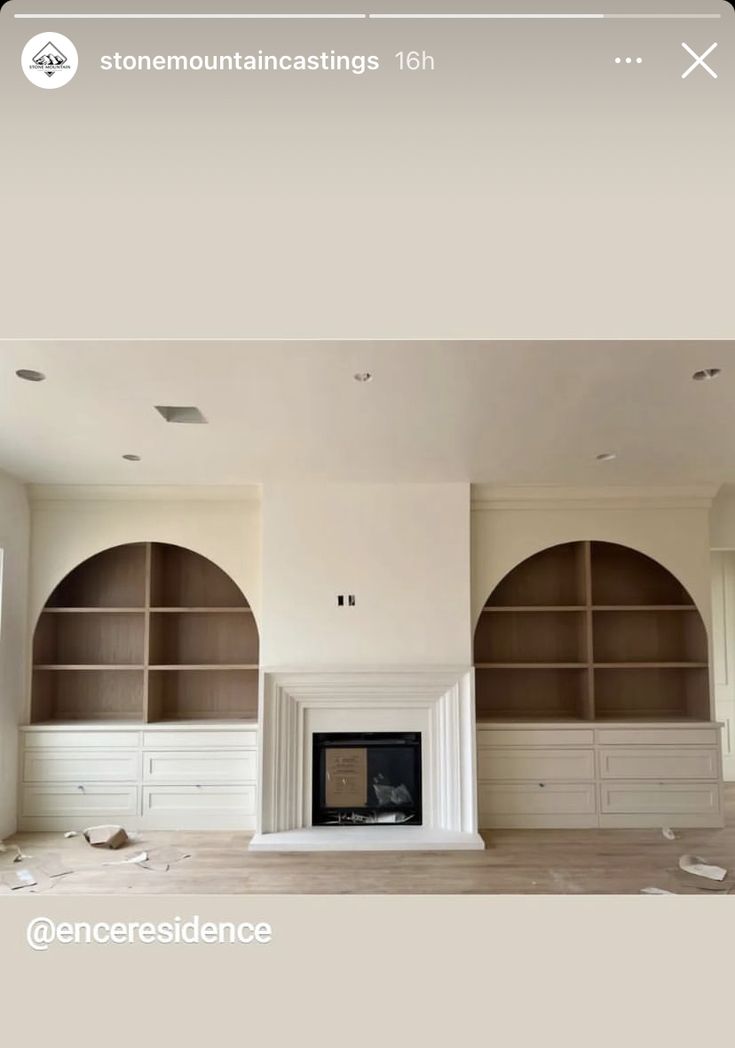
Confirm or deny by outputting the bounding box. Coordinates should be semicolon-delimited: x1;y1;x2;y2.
1;341;734;487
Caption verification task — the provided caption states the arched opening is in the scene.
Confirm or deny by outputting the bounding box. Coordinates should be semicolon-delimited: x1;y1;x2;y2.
31;542;259;723
474;541;709;722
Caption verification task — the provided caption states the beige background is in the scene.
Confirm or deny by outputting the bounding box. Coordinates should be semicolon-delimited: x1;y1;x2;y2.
0;0;733;338
2;894;735;1046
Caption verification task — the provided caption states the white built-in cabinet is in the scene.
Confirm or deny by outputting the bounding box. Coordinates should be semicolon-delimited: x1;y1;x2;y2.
18;719;725;832
19;541;260;831
18;724;258;831
476;722;723;828
17;538;728;833
473;541;725;828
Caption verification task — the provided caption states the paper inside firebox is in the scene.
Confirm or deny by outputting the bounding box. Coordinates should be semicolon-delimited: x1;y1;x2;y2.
325;748;368;808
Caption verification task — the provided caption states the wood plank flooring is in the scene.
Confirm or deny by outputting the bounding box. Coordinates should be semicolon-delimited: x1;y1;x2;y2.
3;785;734;895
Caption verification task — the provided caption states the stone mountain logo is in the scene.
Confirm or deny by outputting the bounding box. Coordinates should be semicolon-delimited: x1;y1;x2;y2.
31;41;69;77
22;32;78;89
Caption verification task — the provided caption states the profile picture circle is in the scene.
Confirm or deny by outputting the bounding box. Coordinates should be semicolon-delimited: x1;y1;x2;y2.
22;32;78;89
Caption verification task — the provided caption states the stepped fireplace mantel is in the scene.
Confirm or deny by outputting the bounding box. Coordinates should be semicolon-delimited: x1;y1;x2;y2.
250;669;484;851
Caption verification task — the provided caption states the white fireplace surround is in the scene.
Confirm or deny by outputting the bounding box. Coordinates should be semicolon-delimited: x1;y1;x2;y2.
249;669;484;851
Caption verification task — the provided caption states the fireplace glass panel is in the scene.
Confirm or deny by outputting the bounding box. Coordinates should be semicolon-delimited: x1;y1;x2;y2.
312;732;422;826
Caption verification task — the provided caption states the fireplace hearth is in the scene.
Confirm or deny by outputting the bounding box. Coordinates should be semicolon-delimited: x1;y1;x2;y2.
312;731;422;826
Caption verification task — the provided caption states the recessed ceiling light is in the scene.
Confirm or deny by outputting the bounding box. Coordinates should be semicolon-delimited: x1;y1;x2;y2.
692;368;721;381
122;454;141;462
353;372;373;383
16;369;45;382
596;452;617;462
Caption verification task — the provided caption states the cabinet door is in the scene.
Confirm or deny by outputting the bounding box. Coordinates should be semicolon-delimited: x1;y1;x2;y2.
23;731;140;749
143;750;256;784
142;730;257;750
598;747;719;781
21;784;139;818
23;749;139;783
478;783;597;828
477;748;595;782
478;729;594;748
142;785;256;829
595;728;719;747
599;781;721;817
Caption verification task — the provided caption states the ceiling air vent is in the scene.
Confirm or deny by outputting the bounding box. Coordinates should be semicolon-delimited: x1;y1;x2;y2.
155;405;208;424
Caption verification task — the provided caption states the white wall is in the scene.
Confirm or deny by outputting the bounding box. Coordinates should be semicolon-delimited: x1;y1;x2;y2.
471;487;714;631
710;552;735;779
0;471;30;839
710;485;735;549
261;484;471;667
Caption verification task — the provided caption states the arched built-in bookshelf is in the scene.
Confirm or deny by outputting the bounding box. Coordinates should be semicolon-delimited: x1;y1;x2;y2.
474;541;709;722
31;542;259;723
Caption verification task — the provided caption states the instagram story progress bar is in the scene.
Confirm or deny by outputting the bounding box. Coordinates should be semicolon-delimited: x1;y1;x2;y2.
10;12;727;19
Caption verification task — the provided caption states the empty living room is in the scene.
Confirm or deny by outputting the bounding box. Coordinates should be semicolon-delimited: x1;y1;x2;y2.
1;340;733;894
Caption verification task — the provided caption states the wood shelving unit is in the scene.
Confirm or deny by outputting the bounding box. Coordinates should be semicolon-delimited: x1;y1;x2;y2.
474;541;710;722
31;542;259;724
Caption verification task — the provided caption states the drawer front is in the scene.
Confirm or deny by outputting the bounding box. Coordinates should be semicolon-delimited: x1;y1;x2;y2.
598;747;719;781
21;784;139;818
596;728;719;747
478;729;594;748
23;749;139;783
477;748;595;782
143;785;256;816
23;731;140;750
143;750;256;785
479;782;597;816
142;730;257;750
600;782;721;816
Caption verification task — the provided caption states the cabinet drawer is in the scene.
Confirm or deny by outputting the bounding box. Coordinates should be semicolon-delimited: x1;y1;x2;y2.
479;782;597;816
142;785;256;828
477;729;594;748
143;750;256;785
477;748;595;782
142;730;256;750
596;728;719;747
21;784;139;818
598;747;719;781
23;730;140;750
599;781;721;816
23;749;139;783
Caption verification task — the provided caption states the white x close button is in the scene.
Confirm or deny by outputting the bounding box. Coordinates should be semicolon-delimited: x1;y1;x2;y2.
681;42;718;80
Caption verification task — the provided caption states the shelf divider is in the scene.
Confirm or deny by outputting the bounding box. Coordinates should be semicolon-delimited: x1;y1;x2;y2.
583;540;595;721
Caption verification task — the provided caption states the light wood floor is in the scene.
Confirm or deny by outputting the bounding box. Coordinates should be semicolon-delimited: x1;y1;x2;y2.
4;785;734;895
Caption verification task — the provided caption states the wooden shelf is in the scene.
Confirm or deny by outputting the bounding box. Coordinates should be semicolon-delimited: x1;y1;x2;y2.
474;541;711;722
149;543;247;608
149;664;258;671
150;607;253;613
31;542;259;725
594;662;708;669
147;667;258;722
45;543;147;608
592;605;697;612
481;606;586;613
476;663;587;669
34;665;145;671
41;607;145;614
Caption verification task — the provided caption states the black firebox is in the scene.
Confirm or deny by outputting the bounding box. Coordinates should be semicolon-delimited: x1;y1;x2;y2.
312;731;422;826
